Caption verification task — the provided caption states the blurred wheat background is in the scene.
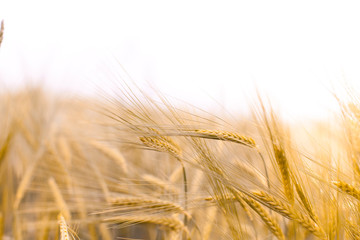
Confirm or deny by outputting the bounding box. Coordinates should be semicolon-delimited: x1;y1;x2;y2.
2;1;360;240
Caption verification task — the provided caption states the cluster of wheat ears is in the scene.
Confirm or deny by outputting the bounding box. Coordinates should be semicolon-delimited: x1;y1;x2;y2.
2;22;360;240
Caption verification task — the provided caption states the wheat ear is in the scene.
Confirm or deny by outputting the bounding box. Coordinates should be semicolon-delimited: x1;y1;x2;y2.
14;147;45;209
187;129;256;147
99;223;112;240
169;165;183;183
294;181;319;223
332;180;360;200
235;161;266;186
147;127;181;151
240;194;285;240
139;136;181;159
139;132;188;226
90;163;110;201
253;191;325;238
109;197;190;218
346;221;360;240
142;174;180;195
90;141;128;174
58;214;70;240
140;135;188;225
273;144;294;204
0;20;4;48
57;136;72;167
103;215;189;235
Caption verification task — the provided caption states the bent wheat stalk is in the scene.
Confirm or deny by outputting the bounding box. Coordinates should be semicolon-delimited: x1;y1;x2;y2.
49;178;71;220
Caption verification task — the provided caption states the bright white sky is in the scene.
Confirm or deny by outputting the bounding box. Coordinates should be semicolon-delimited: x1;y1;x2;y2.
1;1;360;120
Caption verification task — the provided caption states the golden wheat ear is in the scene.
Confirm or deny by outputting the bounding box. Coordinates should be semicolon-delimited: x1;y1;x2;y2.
0;20;3;48
58;214;70;240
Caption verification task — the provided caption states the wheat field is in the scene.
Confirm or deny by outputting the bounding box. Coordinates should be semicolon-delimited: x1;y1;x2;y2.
0;83;359;240
2;19;360;240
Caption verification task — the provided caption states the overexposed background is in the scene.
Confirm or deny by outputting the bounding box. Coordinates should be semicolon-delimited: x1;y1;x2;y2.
1;1;360;120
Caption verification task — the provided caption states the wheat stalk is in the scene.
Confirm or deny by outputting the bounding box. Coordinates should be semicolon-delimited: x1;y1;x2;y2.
0;212;3;239
99;223;112;240
48;178;71;220
202;206;217;240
